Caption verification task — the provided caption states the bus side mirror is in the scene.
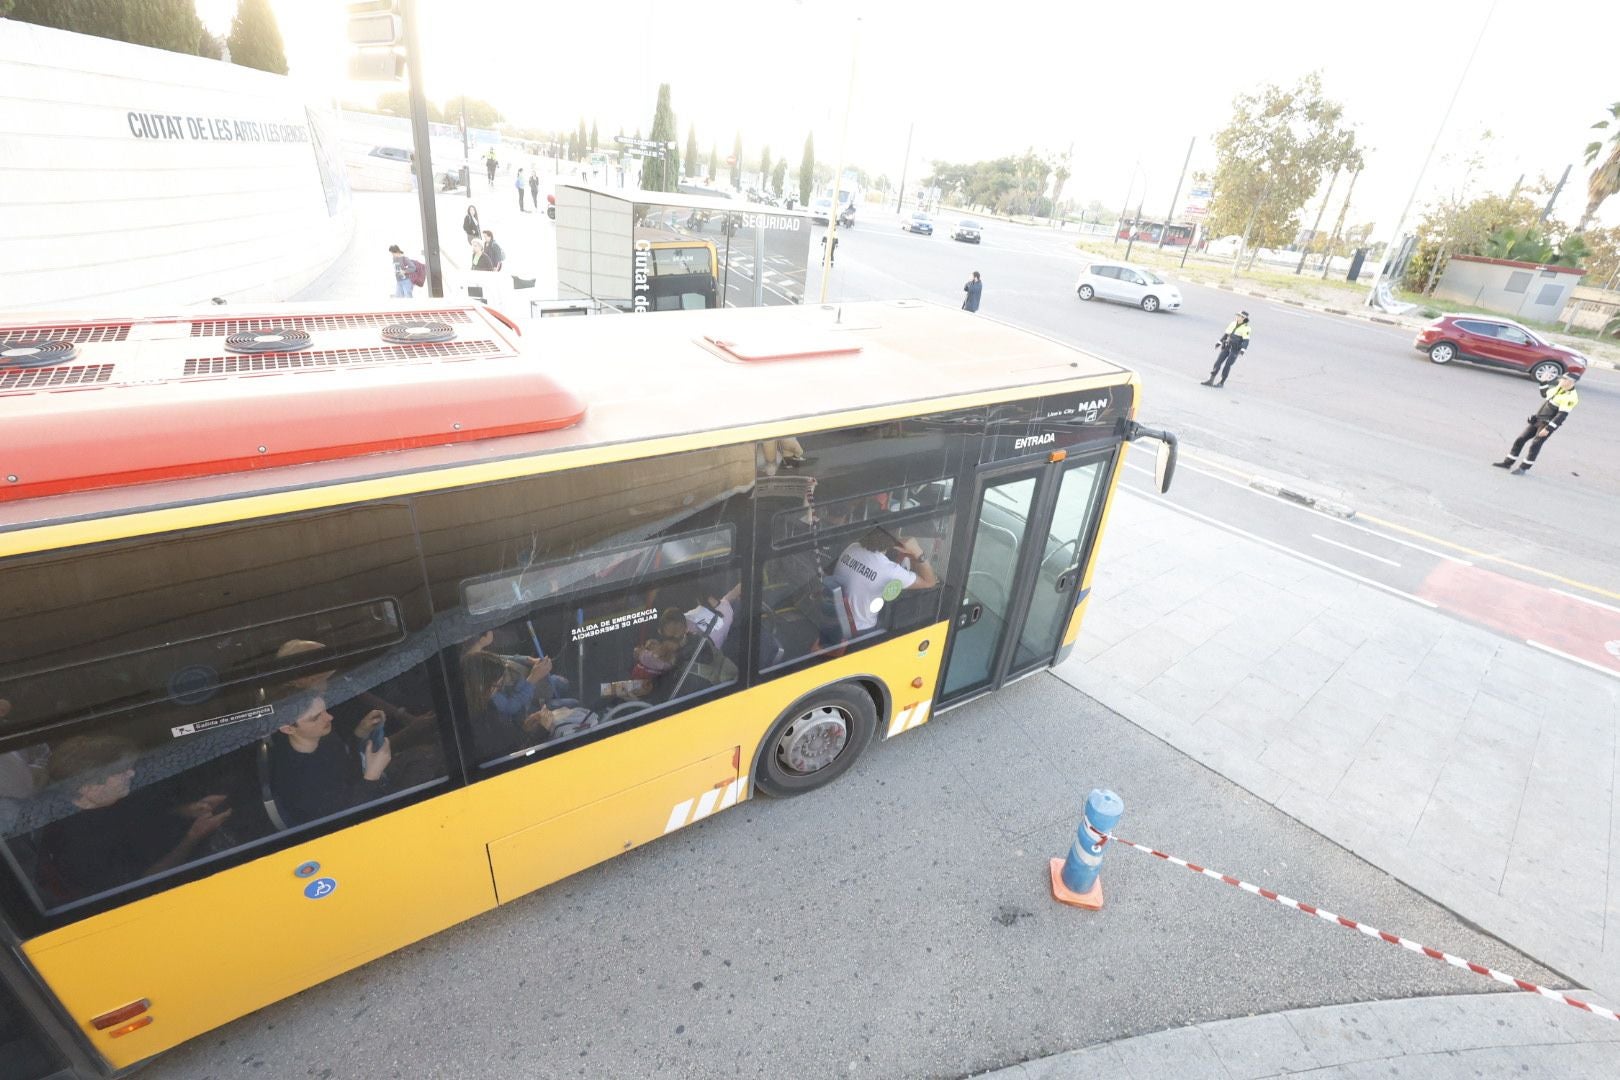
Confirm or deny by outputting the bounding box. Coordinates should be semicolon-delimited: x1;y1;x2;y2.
1125;422;1178;495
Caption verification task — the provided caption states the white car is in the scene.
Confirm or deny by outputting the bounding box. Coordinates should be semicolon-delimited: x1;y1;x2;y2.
1075;261;1182;313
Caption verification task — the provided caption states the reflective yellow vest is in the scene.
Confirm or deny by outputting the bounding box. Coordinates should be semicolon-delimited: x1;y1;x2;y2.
1543;384;1578;412
1223;320;1251;341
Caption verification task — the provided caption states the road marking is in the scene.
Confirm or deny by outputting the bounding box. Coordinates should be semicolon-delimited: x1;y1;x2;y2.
1549;588;1620;616
1175;455;1473;565
1311;534;1401;567
1267;304;1312;318
1526;640;1620;681
1118;468;1437;609
1357;512;1620;604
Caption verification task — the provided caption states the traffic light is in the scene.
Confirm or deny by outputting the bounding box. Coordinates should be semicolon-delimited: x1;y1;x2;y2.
347;1;402;47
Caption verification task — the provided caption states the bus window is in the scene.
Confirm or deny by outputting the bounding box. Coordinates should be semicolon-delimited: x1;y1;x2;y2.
452;572;742;767
413;447;754;766
0;505;454;920
759;511;953;668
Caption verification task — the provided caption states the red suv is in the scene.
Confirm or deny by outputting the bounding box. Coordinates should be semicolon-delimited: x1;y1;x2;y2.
1414;315;1589;383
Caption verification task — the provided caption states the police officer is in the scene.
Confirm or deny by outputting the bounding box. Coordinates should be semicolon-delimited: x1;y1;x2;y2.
1493;374;1579;474
1201;311;1252;387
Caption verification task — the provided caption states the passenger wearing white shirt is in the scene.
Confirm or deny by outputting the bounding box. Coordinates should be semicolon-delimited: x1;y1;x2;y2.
685;582;742;650
832;528;938;632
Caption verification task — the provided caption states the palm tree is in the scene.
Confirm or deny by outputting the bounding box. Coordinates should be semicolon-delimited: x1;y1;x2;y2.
1577;101;1620;232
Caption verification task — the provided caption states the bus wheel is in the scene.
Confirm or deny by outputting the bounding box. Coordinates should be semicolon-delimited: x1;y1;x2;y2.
754;684;876;797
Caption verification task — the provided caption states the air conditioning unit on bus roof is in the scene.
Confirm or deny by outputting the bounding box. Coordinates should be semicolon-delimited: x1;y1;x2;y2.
0;304;586;503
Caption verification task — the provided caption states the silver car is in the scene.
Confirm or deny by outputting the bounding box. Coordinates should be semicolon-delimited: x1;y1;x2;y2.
1075;262;1182;313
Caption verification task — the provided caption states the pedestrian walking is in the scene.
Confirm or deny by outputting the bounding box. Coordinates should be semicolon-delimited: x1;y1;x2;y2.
515;168;527;212
1202;310;1252;387
485;150;497;188
528;171;539;211
462;204;481;246
962;271;983;312
820;234;839;265
1493;374;1579;475
388;244;422;298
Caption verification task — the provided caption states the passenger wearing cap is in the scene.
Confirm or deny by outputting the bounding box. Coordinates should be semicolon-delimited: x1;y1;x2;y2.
1202;310;1252;387
1493;373;1580;475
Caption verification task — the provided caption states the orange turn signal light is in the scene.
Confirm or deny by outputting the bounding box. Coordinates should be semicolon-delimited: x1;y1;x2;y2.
1048;450;1067;463
91;999;150;1031
107;1015;154;1038
911;677;925;688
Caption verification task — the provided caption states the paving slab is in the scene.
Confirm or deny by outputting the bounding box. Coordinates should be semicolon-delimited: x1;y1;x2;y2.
1053;491;1620;1001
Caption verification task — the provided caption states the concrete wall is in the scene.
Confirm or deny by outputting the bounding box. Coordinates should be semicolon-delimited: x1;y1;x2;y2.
1434;258;1583;324
0;21;353;313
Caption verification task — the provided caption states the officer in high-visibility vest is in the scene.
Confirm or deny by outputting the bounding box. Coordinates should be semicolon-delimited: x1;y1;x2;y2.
1493;374;1579;474
1201;311;1252;387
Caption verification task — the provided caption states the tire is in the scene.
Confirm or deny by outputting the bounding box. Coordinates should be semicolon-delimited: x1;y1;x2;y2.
753;683;877;798
1141;295;1160;313
1427;341;1456;364
1077;284;1095;301
1531;359;1564;384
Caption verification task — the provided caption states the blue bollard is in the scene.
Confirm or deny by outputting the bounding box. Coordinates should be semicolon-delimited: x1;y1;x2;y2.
1050;788;1123;910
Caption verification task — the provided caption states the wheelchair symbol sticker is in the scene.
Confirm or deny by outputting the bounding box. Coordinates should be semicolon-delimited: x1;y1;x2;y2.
303;877;338;900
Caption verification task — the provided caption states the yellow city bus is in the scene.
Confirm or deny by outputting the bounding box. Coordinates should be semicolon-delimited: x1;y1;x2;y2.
0;300;1174;1077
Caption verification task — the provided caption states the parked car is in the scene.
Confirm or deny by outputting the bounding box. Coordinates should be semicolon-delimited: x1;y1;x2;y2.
902;211;933;235
1075;262;1182;312
1413;315;1588;383
810;197;834;224
950;219;982;243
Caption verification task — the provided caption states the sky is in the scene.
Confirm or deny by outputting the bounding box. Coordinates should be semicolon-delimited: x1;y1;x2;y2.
199;0;1620;237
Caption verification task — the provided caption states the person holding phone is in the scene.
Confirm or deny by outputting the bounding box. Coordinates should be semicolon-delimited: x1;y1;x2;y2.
267;694;391;827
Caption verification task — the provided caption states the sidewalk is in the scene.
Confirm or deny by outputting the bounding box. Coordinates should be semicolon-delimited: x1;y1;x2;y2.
976;992;1620;1078
1056;490;1620;1001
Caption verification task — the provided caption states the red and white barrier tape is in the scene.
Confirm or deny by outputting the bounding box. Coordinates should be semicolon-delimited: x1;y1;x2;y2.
1108;833;1619;1024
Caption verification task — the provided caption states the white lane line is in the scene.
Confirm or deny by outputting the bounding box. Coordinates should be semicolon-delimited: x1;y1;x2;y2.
1526;640;1620;681
1268;304;1312;318
1311;534;1401;567
1174;457;1474;565
1549;589;1620;617
1119;467;1437;609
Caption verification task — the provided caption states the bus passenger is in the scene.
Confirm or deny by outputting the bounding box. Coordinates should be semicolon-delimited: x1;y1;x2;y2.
37;734;233;899
833;527;938;633
686;582;742;651
462;651;559;753
267;695;390;827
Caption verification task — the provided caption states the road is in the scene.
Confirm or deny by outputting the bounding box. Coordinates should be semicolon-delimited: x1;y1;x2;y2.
145;674;1558;1080
809;214;1620;678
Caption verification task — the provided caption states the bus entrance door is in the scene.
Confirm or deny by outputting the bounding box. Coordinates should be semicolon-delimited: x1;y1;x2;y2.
937;452;1110;707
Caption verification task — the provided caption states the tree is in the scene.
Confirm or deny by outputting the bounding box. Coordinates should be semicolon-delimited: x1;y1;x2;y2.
646;83;680;192
227;0;287;75
9;0;211;57
707;144;719;182
1403;179;1591;291
376;91;443;122
577;118;588;158
759;146;772;187
1051;157;1072;216
730;131;744;190
1578;102;1620;233
590;121;599;151
799;133;815;206
685;125;699;178
1204;74;1355;271
443;96;501;129
771;159;787;198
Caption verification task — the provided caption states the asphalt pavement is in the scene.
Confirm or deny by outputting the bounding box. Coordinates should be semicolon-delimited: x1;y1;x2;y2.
143;673;1564;1080
811;214;1620;601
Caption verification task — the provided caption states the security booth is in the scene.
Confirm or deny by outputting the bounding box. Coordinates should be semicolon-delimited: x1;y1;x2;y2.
554;184;812;313
1434;255;1586;324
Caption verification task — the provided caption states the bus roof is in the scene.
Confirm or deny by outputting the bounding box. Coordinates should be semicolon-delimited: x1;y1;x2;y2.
0;300;1131;540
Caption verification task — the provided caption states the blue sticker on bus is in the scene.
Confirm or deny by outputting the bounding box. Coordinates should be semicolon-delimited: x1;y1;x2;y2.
303;877;338;900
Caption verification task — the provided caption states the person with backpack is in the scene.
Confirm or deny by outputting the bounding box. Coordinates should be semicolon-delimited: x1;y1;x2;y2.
388;244;425;297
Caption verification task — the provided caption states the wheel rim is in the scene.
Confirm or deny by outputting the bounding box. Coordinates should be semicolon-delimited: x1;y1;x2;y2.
1532;362;1561;383
774;705;850;776
1079;286;1093;299
1144;297;1158;311
1431;344;1454;362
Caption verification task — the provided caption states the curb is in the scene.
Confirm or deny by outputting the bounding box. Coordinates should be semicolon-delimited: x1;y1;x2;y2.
1248;476;1356;519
